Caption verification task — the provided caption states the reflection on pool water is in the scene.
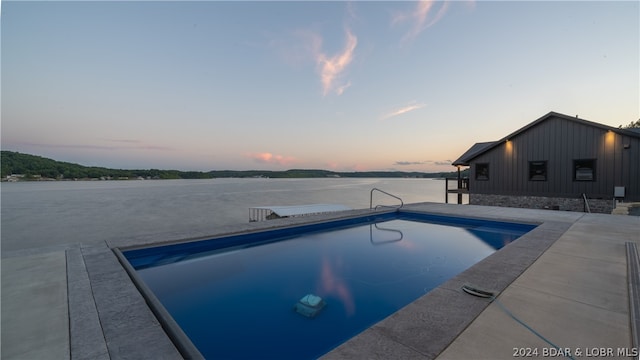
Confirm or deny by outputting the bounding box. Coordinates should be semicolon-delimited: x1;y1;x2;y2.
123;212;535;359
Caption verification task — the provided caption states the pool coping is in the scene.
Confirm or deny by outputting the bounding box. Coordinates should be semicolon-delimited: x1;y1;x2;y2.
72;203;582;359
113;248;204;359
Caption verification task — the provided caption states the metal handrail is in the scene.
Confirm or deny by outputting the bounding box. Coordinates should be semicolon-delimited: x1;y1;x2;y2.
582;193;591;213
370;188;403;210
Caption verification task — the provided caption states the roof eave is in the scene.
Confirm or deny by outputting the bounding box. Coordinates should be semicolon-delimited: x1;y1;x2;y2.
452;111;640;166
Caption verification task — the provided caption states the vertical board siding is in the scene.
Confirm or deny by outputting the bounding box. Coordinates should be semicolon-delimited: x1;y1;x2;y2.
559;119;570;192
614;135;623;186
468;115;640;201
624;135;640;200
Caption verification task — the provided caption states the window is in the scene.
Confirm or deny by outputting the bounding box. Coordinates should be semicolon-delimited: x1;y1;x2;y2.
529;161;547;181
475;163;489;180
574;159;595;181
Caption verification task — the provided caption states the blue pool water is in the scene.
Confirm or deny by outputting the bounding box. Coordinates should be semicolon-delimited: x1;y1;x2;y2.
123;212;535;359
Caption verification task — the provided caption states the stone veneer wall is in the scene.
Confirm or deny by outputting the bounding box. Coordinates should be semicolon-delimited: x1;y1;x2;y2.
470;194;614;214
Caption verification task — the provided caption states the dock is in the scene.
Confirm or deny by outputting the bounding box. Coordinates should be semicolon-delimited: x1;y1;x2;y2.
249;203;352;222
445;177;469;204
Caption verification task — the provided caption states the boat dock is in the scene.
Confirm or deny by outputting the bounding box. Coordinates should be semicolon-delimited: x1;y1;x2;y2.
249;203;352;222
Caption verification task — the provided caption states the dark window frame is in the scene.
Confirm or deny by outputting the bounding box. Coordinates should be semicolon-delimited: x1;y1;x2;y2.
475;163;489;181
528;160;548;181
573;159;596;181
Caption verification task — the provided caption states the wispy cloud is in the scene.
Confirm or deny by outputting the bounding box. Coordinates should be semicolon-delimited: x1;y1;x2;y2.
101;138;142;144
10;141;173;151
277;4;359;96
381;102;426;120
435;160;452;166
102;138;173;151
394;160;452;166
334;81;352;96
394;161;427;166
248;152;296;166
392;0;451;44
314;28;358;96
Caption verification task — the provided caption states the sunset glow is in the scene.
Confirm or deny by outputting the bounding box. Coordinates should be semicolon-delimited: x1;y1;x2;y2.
2;1;637;172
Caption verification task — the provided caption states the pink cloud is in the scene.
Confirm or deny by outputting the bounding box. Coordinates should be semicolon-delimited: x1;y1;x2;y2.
248;152;296;166
325;161;340;170
393;0;452;43
313;28;358;96
352;163;369;172
283;5;358;97
381;102;426;120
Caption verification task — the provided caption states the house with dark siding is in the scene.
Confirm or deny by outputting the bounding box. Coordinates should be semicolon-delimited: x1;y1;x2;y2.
453;112;640;213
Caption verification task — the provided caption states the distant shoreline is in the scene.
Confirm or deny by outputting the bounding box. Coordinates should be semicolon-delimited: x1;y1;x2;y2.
2;174;447;182
1;150;468;181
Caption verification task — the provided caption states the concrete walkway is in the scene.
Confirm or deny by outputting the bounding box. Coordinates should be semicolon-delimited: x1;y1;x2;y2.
1;252;69;359
437;213;638;359
1;203;638;359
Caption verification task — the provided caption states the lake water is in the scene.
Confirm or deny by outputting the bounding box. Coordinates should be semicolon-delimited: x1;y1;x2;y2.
1;178;466;254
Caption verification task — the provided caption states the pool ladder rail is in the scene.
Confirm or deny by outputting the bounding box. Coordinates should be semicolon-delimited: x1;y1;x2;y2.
370;188;404;211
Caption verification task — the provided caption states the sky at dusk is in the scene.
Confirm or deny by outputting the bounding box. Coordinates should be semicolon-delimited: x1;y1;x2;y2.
2;1;638;172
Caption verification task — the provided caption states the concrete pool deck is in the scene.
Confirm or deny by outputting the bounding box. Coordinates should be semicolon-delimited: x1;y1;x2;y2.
1;203;638;359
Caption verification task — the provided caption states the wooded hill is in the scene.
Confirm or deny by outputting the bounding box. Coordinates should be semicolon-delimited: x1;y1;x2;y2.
1;151;467;180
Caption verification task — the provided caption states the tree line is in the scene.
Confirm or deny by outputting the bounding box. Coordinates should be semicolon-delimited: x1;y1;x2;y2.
1;151;466;180
1;151;212;179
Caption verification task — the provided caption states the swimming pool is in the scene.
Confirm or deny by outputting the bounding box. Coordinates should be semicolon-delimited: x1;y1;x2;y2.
121;211;535;359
